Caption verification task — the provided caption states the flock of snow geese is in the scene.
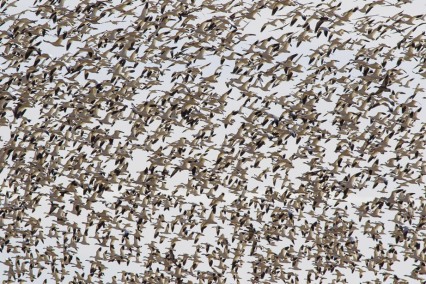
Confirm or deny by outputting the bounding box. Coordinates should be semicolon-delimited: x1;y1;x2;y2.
0;0;425;283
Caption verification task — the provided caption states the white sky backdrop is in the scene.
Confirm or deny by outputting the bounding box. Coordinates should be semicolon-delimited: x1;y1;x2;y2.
0;0;425;283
